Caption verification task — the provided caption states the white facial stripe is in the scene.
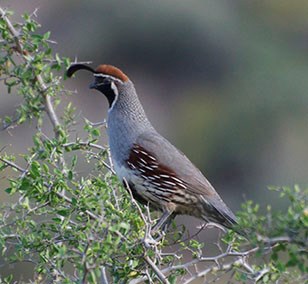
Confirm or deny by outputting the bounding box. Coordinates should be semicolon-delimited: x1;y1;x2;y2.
109;81;119;111
94;73;123;83
110;81;118;95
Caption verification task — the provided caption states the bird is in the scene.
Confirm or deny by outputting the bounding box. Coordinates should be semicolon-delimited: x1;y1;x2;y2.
67;63;239;234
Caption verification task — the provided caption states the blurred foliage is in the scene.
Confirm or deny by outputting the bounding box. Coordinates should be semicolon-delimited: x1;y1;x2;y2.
0;7;307;284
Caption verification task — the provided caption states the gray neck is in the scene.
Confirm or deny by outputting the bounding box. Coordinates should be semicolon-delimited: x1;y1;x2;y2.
107;81;154;164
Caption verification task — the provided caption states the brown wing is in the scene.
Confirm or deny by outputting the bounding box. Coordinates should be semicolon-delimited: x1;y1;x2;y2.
126;144;193;210
132;132;238;228
127;144;188;191
135;131;216;197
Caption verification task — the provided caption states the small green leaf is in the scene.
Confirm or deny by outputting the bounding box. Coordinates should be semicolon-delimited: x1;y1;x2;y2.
43;31;51;40
91;128;100;137
5;187;13;194
68;170;73;180
30;161;40;177
57;209;70;217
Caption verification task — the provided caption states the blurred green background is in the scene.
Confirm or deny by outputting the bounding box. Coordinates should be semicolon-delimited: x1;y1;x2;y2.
1;0;308;280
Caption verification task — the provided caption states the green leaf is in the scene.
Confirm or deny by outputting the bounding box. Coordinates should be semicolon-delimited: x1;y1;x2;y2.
43;31;51;40
57;209;70;217
91;128;100;137
68;170;73;180
30;161;40;177
5;187;13;194
20;177;31;191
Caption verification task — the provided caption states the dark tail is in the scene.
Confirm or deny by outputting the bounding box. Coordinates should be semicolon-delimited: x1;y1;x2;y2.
200;195;247;237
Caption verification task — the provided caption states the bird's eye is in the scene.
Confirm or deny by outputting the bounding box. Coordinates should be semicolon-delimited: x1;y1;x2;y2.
95;77;111;85
102;77;111;84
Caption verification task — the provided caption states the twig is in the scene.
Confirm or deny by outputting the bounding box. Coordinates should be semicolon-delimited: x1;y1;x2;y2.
54;188;99;220
1;115;21;131
100;266;109;284
63;141;106;151
72;58;92;65
0;7;23;53
0;157;27;173
254;267;270;282
257;235;291;244
182;258;243;284
84;149;115;174
130;244;265;284
123;178;148;227
143;255;170;284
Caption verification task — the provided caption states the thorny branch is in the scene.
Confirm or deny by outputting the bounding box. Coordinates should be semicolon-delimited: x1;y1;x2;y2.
0;7;61;136
0;8;110;282
144;255;170;284
130;244;270;284
63;141;116;173
0;6;66;172
0;157;26;173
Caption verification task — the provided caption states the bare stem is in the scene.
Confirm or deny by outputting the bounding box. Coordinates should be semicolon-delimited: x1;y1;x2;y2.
143;255;170;284
0;157;27;173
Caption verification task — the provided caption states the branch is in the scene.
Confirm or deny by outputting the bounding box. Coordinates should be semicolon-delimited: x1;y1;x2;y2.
62;141;115;174
0;7;62;137
0;7;23;53
100;266;109;284
143;255;170;284
129;243;271;284
63;141;106;151
0;157;26;173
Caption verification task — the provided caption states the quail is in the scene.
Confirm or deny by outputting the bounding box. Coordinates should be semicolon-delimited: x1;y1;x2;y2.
67;64;239;233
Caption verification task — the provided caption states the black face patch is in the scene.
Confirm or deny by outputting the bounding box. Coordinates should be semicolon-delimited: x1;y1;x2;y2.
90;77;116;107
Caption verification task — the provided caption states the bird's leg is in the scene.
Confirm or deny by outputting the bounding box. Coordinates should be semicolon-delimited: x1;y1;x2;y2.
151;210;174;235
161;212;176;233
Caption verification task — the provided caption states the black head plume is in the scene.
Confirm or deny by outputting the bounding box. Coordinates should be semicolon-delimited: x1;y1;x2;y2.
67;63;120;108
66;64;96;77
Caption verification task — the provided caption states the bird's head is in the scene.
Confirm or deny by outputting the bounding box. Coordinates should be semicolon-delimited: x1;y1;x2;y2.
66;64;129;108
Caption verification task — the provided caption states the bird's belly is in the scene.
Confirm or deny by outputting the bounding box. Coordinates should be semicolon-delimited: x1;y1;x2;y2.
113;162;202;217
113;162;170;210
